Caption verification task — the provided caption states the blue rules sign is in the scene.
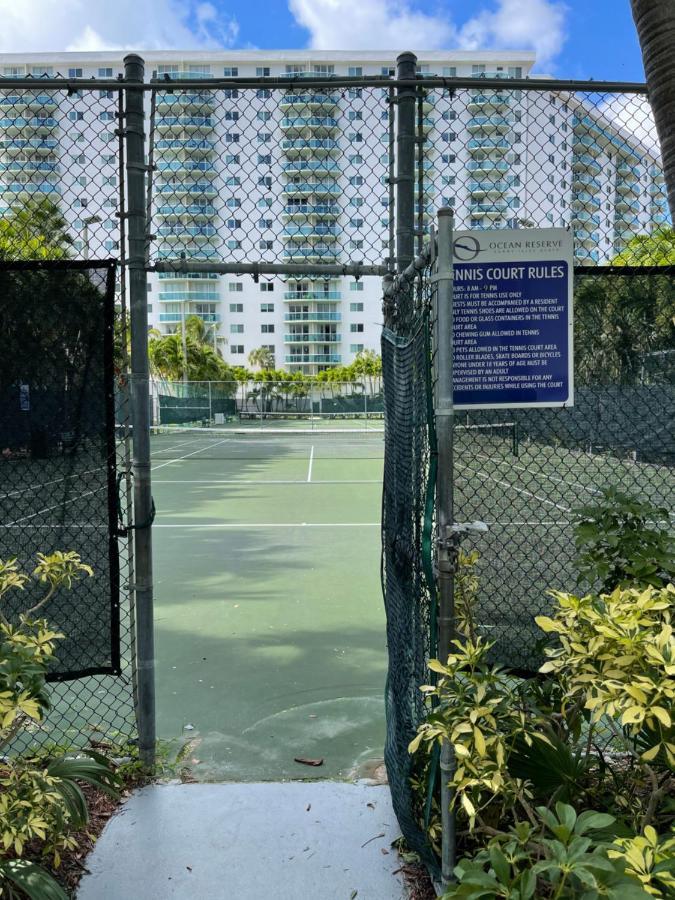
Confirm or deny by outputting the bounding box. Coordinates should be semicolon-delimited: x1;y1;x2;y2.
452;228;574;409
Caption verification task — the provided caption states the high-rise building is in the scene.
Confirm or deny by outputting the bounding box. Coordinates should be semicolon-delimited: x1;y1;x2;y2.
0;51;668;374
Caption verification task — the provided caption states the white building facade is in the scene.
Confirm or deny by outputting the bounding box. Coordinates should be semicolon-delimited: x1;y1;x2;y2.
0;51;668;375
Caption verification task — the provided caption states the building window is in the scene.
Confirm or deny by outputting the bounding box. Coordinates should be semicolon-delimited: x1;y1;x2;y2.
32;66;53;77
348;88;362;99
68;111;84;121
349;175;364;186
230;324;244;334
348;154;363;164
260;282;274;292
72;153;86;164
99;90;114;99
231;345;245;354
225;176;241;186
261;324;275;333
258;218;273;229
257;111;272;122
441;154;456;164
256;67;271;77
257;132;272;143
256;88;271;99
350;323;364;333
229;303;243;312
223;88;239;99
99;111;115;122
348;111;363;121
441;175;456;186
258;198;273;208
257;154;272;165
349;240;364;250
348;66;363;77
226;219;242;229
229;283;243;292
442;111;457;121
349;218;364;228
226;198;242;208
76;176;88;187
223;67;239;77
68;68;83;78
442;66;457;77
224;133;240;143
441;132;456;143
349;282;364;292
350;302;364;312
350;344;364;353
258;176;273;187
259;240;273;250
348;132;363;143
260;302;274;312
224;111;240;121
98;67;113;78
349;197;364;207
225;154;240;164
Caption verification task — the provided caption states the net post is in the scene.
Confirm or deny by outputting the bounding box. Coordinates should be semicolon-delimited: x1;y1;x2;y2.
123;53;156;770
395;51;417;279
435;206;456;887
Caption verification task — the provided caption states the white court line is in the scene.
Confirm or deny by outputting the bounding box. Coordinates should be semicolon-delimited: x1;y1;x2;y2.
152;479;381;485
153;522;380;528
151;436;233;472
307;446;314;483
475;452;603;497
5;486;106;526
456;463;571;512
0;467;101;500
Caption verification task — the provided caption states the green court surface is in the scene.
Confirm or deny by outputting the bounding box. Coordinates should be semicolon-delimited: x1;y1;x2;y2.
150;430;387;781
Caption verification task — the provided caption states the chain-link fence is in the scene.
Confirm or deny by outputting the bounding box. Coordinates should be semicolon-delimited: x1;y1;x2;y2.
0;56;672;802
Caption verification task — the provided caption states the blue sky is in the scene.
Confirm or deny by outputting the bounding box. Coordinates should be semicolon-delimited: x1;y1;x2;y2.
0;0;647;83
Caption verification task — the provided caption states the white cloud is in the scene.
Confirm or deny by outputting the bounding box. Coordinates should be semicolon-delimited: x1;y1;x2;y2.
458;0;567;69
288;0;455;51
0;0;239;53
289;0;568;67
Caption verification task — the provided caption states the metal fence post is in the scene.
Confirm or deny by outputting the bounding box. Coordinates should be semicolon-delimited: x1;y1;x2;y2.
395;51;417;275
123;54;156;769
435;207;456;886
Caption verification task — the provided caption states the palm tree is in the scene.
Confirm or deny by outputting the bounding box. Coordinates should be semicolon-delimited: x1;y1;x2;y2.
248;346;275;371
630;0;675;216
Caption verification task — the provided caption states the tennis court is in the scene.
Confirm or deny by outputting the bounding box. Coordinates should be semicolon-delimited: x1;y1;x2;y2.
150;424;387;780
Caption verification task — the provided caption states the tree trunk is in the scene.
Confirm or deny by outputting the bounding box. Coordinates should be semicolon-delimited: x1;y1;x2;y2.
630;0;675;219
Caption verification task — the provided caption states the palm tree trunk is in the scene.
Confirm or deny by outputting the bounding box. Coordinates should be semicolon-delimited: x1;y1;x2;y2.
630;0;675;218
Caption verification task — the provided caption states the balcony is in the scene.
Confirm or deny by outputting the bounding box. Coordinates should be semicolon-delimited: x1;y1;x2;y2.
282;246;341;261
615;197;641;213
573;229;599;245
571;115;604;141
281;138;340;157
653;213;670;225
468;93;511;112
156;183;217;198
282;181;341;196
160;312;221;323
574;248;600;263
284;333;341;343
571;211;601;226
614;228;638;241
156;204;216;218
284;291;341;300
158;272;218;280
156;246;218;260
469;201;509;216
615;177;641;196
0;138;58;153
468;137;510;152
279;94;339;110
572;135;602;155
283;224;340;238
157;225;217;239
467;115;513;133
648;183;665;196
572;192;601;211
284;312;341;322
156;116;214;131
280;117;339;133
155;138;215;152
467;159;509;174
0;117;58;133
282;160;341;175
156;160;216;175
0;181;60;196
158;290;219;301
0;94;58;110
282;204;340;218
471;71;509;79
614;213;640;226
469;179;509;195
571;174;601;193
0;160;59;173
286;354;342;364
572;154;602;176
154;93;215;110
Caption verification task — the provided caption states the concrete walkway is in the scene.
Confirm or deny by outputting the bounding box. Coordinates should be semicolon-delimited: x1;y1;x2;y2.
77;782;408;900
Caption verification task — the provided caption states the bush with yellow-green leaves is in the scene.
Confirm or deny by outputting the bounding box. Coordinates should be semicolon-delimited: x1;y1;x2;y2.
408;488;674;899
0;553;120;900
